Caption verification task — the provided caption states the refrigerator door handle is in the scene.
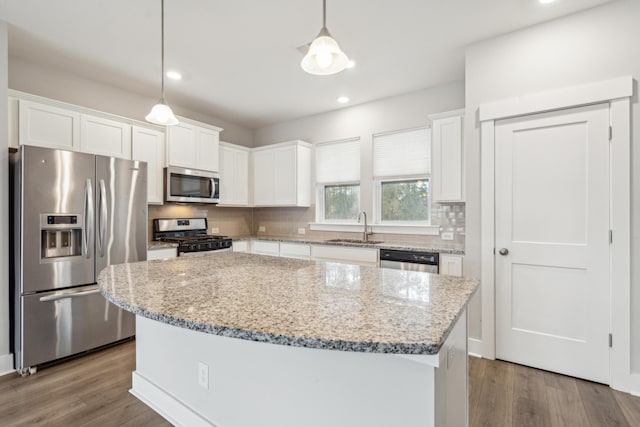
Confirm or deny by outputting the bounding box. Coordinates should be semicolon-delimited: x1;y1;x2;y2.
98;179;107;257
39;286;100;302
83;178;94;258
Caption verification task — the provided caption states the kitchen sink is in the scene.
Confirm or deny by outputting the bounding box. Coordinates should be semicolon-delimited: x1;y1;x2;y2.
325;239;383;245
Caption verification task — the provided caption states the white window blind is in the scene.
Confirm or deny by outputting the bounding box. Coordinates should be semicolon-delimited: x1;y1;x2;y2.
315;138;360;183
373;128;430;178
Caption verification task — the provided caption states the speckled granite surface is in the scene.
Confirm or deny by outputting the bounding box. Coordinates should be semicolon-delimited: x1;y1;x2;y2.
99;253;478;354
148;241;179;250
232;236;465;255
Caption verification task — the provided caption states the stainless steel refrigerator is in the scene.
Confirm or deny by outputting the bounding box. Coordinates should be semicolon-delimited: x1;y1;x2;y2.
10;145;147;374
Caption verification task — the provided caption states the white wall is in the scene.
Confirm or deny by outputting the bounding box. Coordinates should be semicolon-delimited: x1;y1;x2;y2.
464;0;640;371
0;21;12;374
8;56;254;148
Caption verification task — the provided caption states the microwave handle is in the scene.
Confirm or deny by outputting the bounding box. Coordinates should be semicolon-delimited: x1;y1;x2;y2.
210;178;216;199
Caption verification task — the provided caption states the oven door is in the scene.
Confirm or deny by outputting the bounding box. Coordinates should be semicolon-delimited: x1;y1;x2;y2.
165;167;219;204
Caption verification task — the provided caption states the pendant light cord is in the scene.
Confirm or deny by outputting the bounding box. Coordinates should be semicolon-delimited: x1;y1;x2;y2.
161;0;166;101
322;0;327;30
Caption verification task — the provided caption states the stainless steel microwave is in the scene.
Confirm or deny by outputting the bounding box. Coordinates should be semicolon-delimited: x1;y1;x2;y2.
165;166;220;204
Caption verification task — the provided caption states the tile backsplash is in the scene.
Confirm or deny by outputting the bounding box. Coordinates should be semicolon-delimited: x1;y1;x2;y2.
148;203;464;250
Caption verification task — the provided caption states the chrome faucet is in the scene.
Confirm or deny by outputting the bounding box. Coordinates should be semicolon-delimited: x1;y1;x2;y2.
357;211;372;242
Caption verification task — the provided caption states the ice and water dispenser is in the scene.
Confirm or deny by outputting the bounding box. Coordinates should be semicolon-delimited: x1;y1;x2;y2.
40;214;83;259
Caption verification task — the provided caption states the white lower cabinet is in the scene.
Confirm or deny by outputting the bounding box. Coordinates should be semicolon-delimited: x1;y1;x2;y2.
131;126;165;204
439;254;463;276
251;240;280;256
232;241;249;253
311;245;378;267
279;242;311;260
147;247;177;260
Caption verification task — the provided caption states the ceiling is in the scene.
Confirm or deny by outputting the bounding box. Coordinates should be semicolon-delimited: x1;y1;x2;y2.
0;0;615;129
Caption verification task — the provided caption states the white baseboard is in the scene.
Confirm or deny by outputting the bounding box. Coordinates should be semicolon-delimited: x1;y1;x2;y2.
468;338;483;358
130;371;217;427
0;353;14;376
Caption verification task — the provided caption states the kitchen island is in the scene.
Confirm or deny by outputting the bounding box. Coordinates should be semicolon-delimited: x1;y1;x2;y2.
98;252;478;427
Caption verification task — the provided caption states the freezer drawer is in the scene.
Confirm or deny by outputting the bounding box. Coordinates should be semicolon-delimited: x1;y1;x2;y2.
18;285;135;369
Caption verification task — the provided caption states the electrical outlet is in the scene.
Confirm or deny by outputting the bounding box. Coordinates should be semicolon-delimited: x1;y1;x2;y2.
441;231;454;241
258;226;266;232
297;228;306;235
198;362;209;389
210;227;220;234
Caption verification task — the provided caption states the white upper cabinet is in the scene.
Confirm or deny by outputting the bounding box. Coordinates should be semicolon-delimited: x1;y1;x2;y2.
219;141;249;206
430;109;464;203
252;140;311;207
8;97;19;149
167;118;222;172
19;100;80;151
80;114;131;159
131;126;166;205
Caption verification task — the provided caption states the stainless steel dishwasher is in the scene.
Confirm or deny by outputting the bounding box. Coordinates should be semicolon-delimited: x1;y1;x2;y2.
379;249;439;273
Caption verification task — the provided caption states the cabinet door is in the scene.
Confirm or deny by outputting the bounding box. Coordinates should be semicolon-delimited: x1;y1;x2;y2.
196;128;220;172
167;123;197;168
8;98;19;149
132;126;166;204
273;146;297;205
432;115;464;202
220;144;249;206
253;150;275;205
19;100;80;151
80;114;131;159
439;254;463;276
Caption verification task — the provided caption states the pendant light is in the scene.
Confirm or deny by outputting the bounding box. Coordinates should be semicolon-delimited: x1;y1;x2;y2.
146;0;179;126
301;0;349;76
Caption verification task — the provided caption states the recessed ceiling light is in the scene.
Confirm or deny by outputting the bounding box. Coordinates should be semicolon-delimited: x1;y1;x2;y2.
337;96;349;104
538;0;555;4
346;60;356;69
166;70;183;80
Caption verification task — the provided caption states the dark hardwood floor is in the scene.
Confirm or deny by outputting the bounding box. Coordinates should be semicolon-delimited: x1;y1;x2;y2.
1;341;639;426
0;340;170;427
469;357;640;427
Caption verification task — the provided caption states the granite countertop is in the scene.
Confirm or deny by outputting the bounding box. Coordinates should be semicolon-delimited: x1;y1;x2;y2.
148;241;179;250
232;235;464;255
98;253;478;355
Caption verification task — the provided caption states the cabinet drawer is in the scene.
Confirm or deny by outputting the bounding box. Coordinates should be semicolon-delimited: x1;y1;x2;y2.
147;248;177;260
279;243;311;260
311;245;378;266
232;241;249;253
252;240;280;256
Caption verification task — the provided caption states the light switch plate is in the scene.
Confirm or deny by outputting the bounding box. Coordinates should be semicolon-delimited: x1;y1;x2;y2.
210;227;219;234
441;231;454;241
297;228;306;234
258;226;266;232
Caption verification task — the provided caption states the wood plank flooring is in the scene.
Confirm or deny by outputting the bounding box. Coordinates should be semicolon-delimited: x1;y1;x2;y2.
0;341;638;426
469;356;640;427
0;340;170;427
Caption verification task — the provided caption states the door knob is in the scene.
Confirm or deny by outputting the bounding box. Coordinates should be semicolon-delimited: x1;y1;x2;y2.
499;248;509;256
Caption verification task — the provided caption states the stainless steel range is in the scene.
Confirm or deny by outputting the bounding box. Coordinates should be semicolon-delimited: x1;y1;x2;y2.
153;218;232;255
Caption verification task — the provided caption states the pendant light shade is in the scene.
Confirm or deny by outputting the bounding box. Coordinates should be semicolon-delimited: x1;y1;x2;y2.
301;0;349;76
146;99;179;126
146;0;178;126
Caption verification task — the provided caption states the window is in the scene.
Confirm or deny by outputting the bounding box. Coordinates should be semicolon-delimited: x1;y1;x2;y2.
315;138;360;222
373;127;431;224
380;179;429;221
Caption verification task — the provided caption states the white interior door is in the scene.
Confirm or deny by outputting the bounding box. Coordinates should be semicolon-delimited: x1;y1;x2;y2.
495;103;610;384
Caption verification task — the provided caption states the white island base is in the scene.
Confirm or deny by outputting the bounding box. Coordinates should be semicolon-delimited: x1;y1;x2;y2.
131;312;468;427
